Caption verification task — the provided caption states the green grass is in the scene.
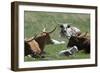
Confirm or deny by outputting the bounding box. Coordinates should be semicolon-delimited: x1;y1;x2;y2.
24;44;90;61
24;11;90;61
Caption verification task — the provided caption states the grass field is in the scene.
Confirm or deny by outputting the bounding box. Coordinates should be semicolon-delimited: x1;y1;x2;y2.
24;11;90;61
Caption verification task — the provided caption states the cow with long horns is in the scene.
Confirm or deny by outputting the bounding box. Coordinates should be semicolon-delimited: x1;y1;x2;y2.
24;26;57;58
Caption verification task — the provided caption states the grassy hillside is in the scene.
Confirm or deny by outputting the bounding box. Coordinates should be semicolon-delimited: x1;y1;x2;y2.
24;11;90;61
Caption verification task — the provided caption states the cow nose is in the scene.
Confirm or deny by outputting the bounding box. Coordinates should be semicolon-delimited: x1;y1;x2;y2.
63;30;66;33
61;29;66;33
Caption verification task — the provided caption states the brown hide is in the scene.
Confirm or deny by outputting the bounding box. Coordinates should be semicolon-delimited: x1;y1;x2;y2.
27;40;41;54
67;32;90;53
24;26;57;56
25;32;53;56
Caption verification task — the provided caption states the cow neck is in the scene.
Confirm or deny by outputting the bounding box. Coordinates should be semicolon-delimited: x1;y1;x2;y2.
34;36;46;51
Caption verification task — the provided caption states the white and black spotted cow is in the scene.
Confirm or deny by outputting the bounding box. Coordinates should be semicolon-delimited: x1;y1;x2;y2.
59;23;81;56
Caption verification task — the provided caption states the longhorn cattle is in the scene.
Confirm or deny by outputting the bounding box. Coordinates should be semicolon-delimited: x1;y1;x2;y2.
67;32;90;53
24;26;56;57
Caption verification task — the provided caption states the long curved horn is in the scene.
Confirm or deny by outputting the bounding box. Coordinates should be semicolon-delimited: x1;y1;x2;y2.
43;28;46;32
48;25;57;34
24;37;34;42
24;33;38;42
42;24;46;32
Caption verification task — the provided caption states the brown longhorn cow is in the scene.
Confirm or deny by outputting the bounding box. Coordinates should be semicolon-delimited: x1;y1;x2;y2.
24;26;56;57
67;32;90;53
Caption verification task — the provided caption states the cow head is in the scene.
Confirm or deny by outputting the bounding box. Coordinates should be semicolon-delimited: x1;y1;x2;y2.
59;23;81;39
67;32;88;48
67;36;79;47
59;23;71;38
40;26;57;44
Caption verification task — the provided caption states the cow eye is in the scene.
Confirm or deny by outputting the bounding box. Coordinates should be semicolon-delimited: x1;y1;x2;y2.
60;25;63;28
67;25;70;28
